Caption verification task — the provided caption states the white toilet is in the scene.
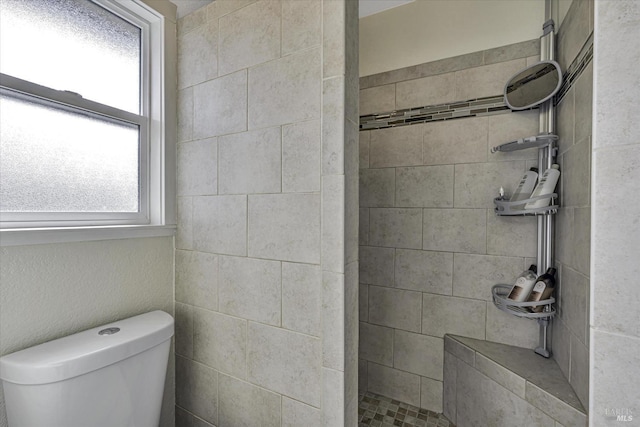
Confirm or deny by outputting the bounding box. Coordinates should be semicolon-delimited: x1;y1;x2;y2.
0;310;174;427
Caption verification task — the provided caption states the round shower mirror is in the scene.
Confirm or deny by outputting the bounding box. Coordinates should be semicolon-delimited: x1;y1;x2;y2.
504;60;563;110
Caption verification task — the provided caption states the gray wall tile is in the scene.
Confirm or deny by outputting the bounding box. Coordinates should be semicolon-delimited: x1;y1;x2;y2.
193;70;247;139
178;19;218;89
360;84;396;116
175;250;218;311
475;353;526;398
556;87;575;155
552;319;571;380
248;322;321;407
177;197;193;250
423;208;486;254
422;294;486;339
218;0;281;75
175;302;194;359
444;336;475;366
524;382;587;427
486;215;537;258
370;125;423;168
322;271;345;370
591;330;640;426
443;351;457;424
177;88;193;143
423;117;488;165
282;397;321;427
561;267;589;345
483;39;540;65
193;195;247;256
282;120;321;193
322;367;345;426
487;110;539;162
248;193;321;264
322;76;347;175
396;73;456;110
193;308;247;379
282;0;322;55
570;335;589;410
219;374;281;427
218;256;281;326
453;253;524;301
557;0;590;71
420;377;443;413
592;145;640;338
367;362;421;407
394;249;453;295
359;168;395;207
574;62;593;146
177;138;218;196
454;59;525;100
485;304;539;349
454;161;527;209
368;285;422;333
359;131;370;169
359;246;394;286
322;175;346;273
218;127;281;195
249;47;321;129
369;208;423;249
359;359;368;393
359;321;394;367
394;330;444;380
359;284;368;322
562;140;590;207
396;165;454;208
176;356;218;426
456;360;555;427
359;208;369;246
572;207;590;275
282;262;321;337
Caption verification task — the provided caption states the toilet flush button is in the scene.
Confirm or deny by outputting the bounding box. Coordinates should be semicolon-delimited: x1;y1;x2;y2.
98;327;121;336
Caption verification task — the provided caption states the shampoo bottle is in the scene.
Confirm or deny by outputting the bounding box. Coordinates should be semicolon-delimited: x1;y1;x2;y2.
524;164;560;209
510;167;538;209
527;267;557;312
507;265;538;302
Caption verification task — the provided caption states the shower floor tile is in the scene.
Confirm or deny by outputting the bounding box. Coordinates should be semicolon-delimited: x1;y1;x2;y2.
358;392;455;427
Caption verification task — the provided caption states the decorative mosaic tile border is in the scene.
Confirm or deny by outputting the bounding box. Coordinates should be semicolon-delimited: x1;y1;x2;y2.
555;32;593;104
359;95;510;131
359;34;594;132
358;392;454;427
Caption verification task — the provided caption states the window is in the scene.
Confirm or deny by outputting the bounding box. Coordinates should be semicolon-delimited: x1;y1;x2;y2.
0;0;175;240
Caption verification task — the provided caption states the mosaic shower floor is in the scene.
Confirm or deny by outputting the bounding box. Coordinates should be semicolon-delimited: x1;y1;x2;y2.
358;392;454;427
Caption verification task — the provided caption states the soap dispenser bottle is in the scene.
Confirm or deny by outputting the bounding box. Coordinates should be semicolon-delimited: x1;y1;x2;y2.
527;267;557;312
507;265;538;302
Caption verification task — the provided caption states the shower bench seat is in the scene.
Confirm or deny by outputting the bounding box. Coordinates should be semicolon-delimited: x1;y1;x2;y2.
443;335;587;427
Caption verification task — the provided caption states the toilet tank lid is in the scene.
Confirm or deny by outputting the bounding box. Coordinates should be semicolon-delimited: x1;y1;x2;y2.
0;310;174;385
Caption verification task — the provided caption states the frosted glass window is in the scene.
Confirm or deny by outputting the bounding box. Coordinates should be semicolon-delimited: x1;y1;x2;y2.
0;93;140;213
0;0;141;114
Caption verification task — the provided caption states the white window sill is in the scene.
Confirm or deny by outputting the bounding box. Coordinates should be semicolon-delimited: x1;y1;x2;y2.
0;225;176;247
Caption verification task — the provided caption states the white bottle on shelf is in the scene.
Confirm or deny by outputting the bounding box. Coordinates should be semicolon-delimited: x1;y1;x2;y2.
509;167;538;209
524;164;560;209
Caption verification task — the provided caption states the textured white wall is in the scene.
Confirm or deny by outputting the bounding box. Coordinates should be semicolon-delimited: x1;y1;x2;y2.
0;237;175;427
359;0;544;76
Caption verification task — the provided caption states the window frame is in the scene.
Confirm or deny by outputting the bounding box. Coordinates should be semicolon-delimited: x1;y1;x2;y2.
0;0;176;244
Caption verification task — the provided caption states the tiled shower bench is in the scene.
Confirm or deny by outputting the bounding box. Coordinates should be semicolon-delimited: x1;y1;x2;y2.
443;335;587;427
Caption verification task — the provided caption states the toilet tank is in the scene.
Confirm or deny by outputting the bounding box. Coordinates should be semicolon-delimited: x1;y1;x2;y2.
0;310;174;427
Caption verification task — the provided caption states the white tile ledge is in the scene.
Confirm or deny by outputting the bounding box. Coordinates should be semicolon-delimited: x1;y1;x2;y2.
0;225;176;247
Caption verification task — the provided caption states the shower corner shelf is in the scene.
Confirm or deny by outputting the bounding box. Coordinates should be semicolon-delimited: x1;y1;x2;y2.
492;284;556;319
494;193;558;216
491;133;558;153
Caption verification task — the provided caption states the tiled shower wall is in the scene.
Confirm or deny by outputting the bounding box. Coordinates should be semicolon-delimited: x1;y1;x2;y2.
358;40;546;412
174;1;358;426
552;0;593;410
